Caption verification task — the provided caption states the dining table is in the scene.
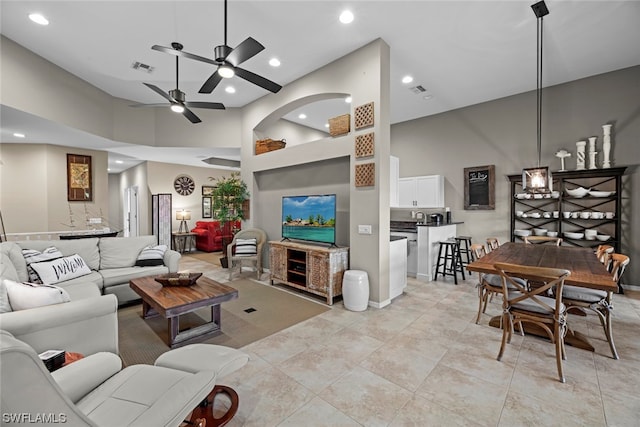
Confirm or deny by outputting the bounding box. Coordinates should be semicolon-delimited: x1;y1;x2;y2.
466;242;617;352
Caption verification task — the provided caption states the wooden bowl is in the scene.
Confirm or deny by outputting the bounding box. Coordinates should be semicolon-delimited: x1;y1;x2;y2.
155;272;202;287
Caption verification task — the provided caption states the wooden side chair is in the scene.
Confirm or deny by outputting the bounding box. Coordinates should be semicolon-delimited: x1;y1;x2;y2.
494;262;571;383
595;244;614;270
523;236;563;246
471;244;526;324
561;253;629;359
486;237;500;252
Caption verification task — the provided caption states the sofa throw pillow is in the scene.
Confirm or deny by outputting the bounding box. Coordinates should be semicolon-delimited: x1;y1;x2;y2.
0;279;12;313
3;279;71;311
29;254;91;285
135;245;168;266
22;247;64;283
235;238;257;256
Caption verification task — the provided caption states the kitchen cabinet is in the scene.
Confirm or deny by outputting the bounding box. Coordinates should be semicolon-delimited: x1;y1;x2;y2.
508;167;626;252
390;156;399;207
389;236;407;299
398;175;444;208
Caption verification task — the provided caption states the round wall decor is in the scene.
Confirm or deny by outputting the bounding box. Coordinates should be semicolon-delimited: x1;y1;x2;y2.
174;175;195;196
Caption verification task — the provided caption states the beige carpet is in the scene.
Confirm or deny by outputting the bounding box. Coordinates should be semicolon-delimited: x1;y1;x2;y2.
118;278;330;366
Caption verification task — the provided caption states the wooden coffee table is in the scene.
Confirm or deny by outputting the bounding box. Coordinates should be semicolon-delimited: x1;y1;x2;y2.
130;275;238;348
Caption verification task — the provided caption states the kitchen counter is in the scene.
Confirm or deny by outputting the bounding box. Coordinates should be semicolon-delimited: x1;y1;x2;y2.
416;223;462;282
390;235;408;242
416;221;464;228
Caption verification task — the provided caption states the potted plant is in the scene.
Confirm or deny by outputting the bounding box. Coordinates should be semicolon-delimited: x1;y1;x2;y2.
209;172;250;267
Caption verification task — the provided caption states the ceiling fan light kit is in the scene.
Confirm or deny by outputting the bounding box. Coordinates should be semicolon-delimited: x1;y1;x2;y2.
132;42;225;124
151;0;282;96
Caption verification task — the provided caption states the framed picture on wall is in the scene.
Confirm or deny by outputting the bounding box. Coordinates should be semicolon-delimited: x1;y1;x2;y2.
202;185;215;196
464;165;495;210
67;154;92;201
202;196;212;218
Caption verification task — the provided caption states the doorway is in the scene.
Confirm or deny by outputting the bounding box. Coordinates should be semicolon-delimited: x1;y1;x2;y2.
124;186;139;237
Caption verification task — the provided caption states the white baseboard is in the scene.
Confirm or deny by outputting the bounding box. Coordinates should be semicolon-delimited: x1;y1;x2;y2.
368;299;391;309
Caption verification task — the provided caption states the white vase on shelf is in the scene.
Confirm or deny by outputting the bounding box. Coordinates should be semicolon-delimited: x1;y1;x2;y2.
588;136;598;169
602;124;613;168
576;140;586;170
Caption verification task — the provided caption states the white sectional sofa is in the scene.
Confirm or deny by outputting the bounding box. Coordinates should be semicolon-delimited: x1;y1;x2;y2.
0;235;180;305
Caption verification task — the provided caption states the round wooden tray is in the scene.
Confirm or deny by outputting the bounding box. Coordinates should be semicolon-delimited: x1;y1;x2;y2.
155;272;202;287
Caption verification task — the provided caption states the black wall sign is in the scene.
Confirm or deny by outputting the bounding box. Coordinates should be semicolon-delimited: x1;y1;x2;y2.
464;165;495;210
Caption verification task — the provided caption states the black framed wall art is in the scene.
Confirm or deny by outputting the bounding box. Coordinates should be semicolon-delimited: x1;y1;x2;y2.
464;165;495;210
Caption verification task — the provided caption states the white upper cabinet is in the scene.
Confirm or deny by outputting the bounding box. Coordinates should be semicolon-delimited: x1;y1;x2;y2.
398;175;444;208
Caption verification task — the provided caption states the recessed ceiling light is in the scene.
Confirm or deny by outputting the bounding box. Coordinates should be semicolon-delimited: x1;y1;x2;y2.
324;123;330;128
269;58;281;67
29;13;49;25
298;114;307;119
13;133;26;138
339;10;354;24
225;86;236;94
115;160;124;164
402;75;414;84
423;95;434;101
345;96;352;103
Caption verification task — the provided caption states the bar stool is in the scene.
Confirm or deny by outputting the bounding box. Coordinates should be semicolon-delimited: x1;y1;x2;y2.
434;239;466;284
455;236;473;265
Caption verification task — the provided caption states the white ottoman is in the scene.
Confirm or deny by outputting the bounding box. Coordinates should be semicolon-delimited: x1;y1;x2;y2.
342;270;369;311
155;344;249;426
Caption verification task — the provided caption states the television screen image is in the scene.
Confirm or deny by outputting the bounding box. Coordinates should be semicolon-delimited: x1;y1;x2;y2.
282;194;336;244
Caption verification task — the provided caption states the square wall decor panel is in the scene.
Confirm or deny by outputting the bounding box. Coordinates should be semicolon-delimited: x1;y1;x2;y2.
355;132;375;158
355;162;375;187
355;102;374;130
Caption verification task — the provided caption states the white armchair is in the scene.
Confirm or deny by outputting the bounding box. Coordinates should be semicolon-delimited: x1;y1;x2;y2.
227;228;267;280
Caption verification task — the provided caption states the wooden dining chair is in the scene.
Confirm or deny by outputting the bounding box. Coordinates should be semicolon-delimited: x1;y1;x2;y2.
494;262;571;383
486;237;500;252
595;244;614;269
561;253;629;360
523;236;563;246
472;244;526;324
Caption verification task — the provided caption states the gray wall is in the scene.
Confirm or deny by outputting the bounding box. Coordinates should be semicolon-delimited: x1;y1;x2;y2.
391;65;640;285
254;157;351;248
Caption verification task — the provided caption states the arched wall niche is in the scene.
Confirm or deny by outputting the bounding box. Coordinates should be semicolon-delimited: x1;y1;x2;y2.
253;92;350;148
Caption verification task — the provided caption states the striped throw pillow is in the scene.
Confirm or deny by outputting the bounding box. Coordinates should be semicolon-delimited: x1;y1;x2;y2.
235;238;257;256
22;247;64;283
135;245;167;266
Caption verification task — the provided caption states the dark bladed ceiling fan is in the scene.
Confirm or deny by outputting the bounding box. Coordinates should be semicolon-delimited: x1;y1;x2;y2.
131;42;225;124
151;0;282;95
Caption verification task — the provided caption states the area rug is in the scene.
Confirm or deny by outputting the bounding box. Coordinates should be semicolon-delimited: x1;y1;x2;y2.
118;278;330;366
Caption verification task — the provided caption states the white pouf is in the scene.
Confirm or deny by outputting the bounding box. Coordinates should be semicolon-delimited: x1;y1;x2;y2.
342;270;369;311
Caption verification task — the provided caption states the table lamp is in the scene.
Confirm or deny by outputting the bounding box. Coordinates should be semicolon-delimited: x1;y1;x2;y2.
176;210;191;233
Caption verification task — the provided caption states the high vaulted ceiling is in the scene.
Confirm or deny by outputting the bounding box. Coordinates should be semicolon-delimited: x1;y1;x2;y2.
1;1;639;173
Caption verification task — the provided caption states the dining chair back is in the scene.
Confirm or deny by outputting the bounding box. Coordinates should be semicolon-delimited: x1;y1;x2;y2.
227;228;267;280
472;243;526;324
610;253;630;292
486;237;500;252
494;262;571;382
523;236;563;246
596;245;614;269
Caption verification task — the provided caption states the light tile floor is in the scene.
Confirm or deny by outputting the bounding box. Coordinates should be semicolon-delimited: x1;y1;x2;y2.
180;256;640;426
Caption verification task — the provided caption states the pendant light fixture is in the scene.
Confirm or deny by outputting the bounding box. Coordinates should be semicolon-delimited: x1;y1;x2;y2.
523;0;551;194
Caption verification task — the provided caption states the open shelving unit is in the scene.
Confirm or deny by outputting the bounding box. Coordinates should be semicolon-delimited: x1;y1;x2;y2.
508;167;626;252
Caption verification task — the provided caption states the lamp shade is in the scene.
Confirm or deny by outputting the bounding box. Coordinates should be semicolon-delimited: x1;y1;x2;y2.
176;210;191;220
522;166;552;193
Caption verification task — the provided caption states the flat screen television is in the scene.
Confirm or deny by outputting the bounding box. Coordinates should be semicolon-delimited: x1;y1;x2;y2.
282;194;336;245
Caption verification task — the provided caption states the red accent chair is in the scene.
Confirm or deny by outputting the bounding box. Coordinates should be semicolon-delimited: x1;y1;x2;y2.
191;221;240;252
